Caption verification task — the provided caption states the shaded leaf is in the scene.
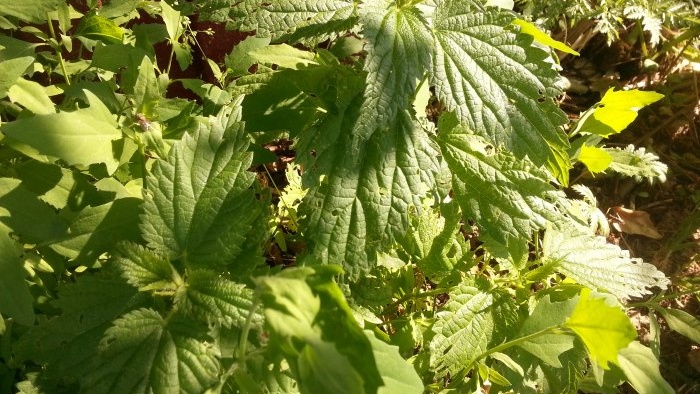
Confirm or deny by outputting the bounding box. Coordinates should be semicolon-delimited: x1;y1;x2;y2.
114;242;179;292
15;271;146;382
175;270;263;329
366;331;423;394
140;103;268;272
49;198;142;266
0;177;67;243
0;0;60;23
0;228;34;326
516;295;578;367
0;56;34;99
83;308;220;394
655;308;700;344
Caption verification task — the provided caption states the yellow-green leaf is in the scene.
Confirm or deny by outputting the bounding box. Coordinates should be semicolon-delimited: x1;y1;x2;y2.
577;89;664;137
75;14;123;45
514;19;579;56
578;145;613;174
564;288;636;369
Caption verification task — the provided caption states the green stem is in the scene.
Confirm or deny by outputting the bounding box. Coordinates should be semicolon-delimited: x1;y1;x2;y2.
238;291;262;367
448;325;570;388
46;13;71;86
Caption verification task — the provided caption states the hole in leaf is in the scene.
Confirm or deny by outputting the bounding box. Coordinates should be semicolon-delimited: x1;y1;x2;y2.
331;209;340;217
537;96;546;103
310;150;317;157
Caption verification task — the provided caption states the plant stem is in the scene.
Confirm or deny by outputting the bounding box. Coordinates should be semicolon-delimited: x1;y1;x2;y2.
238;291;262;367
46;13;71;86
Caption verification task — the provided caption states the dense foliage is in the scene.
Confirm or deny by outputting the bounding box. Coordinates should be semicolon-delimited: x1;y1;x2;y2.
0;0;697;393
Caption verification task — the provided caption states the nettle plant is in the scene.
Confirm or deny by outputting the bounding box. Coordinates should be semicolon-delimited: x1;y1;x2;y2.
0;0;694;393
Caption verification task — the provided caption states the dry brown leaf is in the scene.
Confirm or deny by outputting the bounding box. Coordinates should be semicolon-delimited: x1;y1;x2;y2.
610;206;663;239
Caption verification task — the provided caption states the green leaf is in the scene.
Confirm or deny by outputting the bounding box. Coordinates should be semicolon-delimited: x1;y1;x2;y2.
7;78;55;115
430;281;518;378
513;19;579;56
300;109;441;280
543;225;670;300
617;341;674;394
75;14;124;45
0;0;60;23
133;56;162;115
398;201;471;278
430;0;570;184
655;308;700;343
436;117;563;245
83;308;220;394
575;88;664;137
516;295;578;367
48;198;142;266
229;0;358;45
366;331;423;394
0;56;34;99
161;1;183;41
354;0;432;140
0;177;67;243
257;266;383;394
114;242;179;293
0;228;34;326
564;288;636;369
15;271;146;382
175;270;263;329
249;44;319;69
578;145;613;174
140;103;268;272
225;35;272;76
1;91;122;174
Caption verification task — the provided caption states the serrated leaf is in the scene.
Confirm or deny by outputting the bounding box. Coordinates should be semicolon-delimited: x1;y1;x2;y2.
229;0;358;45
175;270;262;329
15;271;146;382
75;14;124;45
655;308;700;343
353;0;432;140
430;282;518;378
366;331;423;394
430;0;570;183
1;91;121;174
516;295;578;367
576;89;664;137
83;308;220;394
300;109;441;280
437;117;563;245
48;198;142;266
0;228;34;326
564;288;636;369
7;77;55;115
617;341;674;394
398;201;471;278
140;103;268;272
543;226;670;299
605;145;667;184
114;242;179;292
